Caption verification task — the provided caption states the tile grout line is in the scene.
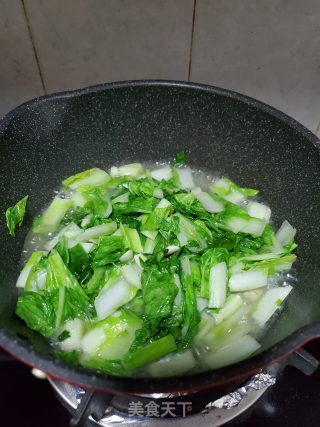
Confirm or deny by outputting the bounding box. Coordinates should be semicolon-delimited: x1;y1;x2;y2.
21;0;47;94
187;0;197;81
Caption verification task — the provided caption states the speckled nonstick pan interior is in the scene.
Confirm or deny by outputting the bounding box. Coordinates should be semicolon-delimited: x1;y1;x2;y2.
0;80;320;394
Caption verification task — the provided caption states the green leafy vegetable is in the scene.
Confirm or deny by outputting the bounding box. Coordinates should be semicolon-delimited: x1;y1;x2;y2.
178;257;200;349
13;162;297;376
6;196;28;236
16;291;55;337
58;330;71;342
68;243;91;282
141;267;177;328
84;267;106;297
92;235;126;266
173;151;186;166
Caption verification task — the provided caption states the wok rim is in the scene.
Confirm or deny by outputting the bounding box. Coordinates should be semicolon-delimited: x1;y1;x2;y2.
0;79;319;393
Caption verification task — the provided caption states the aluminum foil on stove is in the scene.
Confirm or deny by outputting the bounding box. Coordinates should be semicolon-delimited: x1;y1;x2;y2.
202;372;276;412
59;371;276;425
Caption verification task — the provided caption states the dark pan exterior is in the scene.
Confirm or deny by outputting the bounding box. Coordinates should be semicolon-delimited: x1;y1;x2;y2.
0;80;320;394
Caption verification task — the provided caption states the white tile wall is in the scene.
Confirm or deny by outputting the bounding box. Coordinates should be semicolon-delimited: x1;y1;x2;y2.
191;0;320;132
23;0;194;92
0;0;44;117
1;0;320;132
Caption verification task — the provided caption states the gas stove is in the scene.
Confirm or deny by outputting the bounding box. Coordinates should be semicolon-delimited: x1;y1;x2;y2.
2;341;320;427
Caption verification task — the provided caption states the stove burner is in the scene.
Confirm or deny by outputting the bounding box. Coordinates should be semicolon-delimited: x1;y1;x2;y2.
49;349;319;427
49;371;276;427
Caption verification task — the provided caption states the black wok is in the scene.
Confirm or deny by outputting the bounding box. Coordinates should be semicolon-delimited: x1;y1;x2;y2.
0;80;320;395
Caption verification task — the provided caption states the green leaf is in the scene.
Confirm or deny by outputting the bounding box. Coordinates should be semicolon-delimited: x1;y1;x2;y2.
83;187;110;218
50;285;93;329
176;213;209;252
120;224;143;253
6;195;28;236
16;291;55;337
92;235;126;266
128;178;158;198
57;330;71;342
84;267;106;297
141;200;173;231
170;192;208;218
61;206;90;226
141;267;177;328
112;195;155;215
54;236;70;265
44;251;93;327
247;254;297;275
68;243;91;283
178;256;200;350
46;250;81;290
125;292;145;316
25;254;48;291
173;151;186;166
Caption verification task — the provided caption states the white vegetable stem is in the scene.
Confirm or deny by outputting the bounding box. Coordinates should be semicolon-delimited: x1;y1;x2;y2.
16;251;45;288
41;197;72;227
196;297;209;312
225;217;266;237
110;163;144;178
94;279;136;319
81;327;106;354
153;188;164;199
156;198;171;209
276;220;296;246
176;167;195;189
213;294;243;324
204;335;261;369
211;178;245;204
45;222;83;251
122;263;142;288
174;274;182;307
112;192;129;203
229;269;268;292
68;169;109;190
119;250;134;263
141;230;158;240
80;242;94;253
247;201;271;222
81;214;93;228
150;166;172;181
144;240;156;255
252;286;292;326
133;254;147;270
77;223;117;241
208;262;227;308
242;253;278;261
192;188;224;213
148;350;196;377
166;245;180;255
58;319;84;352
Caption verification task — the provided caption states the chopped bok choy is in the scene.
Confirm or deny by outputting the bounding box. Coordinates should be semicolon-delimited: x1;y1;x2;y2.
12;158;297;377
